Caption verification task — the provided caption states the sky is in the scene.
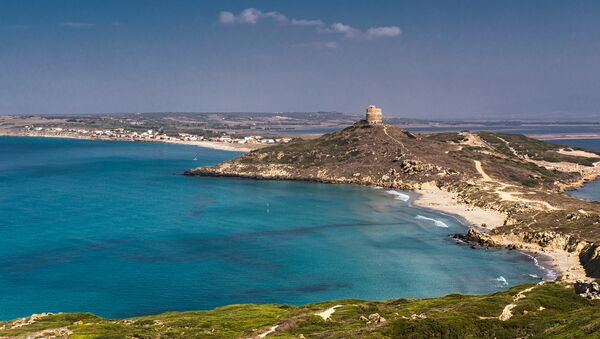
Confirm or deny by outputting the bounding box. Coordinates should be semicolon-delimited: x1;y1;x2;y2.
1;0;599;120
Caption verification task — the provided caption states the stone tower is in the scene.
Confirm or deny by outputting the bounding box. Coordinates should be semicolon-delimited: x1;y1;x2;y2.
365;105;383;125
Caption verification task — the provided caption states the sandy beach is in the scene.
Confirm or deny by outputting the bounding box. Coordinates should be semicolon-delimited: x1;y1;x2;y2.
413;185;506;229
0;132;266;152
412;184;588;281
163;139;265;152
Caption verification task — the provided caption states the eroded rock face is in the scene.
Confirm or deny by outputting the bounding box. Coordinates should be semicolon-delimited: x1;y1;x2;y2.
580;244;600;278
452;229;498;249
575;280;600;299
518;231;588;253
359;313;386;324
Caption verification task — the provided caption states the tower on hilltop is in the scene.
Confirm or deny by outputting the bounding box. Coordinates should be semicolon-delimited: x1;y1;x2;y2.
365;105;383;125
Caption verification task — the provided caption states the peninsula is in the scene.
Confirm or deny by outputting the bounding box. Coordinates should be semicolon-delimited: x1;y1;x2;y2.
187;106;600;281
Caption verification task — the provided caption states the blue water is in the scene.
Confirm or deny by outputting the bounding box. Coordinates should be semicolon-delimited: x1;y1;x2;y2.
0;136;544;320
551;138;600;201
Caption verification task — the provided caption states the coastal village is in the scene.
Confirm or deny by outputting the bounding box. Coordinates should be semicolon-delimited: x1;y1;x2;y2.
16;125;292;146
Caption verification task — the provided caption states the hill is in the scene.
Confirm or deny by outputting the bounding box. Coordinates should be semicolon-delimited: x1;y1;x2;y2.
1;282;599;338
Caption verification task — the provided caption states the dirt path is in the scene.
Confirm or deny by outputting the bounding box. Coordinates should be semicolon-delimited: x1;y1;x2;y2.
498;286;535;320
474;160;558;210
383;125;408;153
479;283;542;321
256;325;279;338
496;136;521;158
253;305;342;338
474;160;493;181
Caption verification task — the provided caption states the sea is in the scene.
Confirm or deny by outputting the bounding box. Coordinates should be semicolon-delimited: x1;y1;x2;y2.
551;138;600;201
1;136;591;320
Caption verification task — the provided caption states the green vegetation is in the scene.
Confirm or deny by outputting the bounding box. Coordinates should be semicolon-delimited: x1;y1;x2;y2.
478;132;600;166
1;283;598;338
426;132;467;143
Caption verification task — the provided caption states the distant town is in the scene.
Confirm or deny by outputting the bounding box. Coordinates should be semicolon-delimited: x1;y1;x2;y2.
2;112;600;149
18;125;292;145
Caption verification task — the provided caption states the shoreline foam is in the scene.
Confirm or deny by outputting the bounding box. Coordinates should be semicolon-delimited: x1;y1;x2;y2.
381;186;559;280
412;184;586;281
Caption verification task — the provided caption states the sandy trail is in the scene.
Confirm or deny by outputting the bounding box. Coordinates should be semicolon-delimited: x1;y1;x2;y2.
256;325;278;338
474;160;493;182
473;160;558;211
383;125;409;153
461;132;489;149
557;148;600;158
253;305;342;338
316;305;342;320
478;284;541;321
496;136;521;158
499;282;544;321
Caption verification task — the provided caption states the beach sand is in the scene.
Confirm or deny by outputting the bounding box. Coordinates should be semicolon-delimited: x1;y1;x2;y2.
413;185;505;229
0;132;266;152
412;184;587;281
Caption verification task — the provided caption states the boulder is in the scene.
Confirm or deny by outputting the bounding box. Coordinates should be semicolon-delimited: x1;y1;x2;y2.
575;280;600;299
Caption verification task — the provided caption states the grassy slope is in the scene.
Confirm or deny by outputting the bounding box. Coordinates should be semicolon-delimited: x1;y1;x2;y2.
1;283;599;338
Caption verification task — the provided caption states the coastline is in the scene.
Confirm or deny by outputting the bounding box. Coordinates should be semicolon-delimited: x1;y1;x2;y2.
0;132;264;152
411;185;586;281
5;132;593;281
529;133;600;140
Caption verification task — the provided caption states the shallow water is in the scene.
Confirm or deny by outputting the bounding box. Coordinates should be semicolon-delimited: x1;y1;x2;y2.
0;136;544;320
550;139;600;201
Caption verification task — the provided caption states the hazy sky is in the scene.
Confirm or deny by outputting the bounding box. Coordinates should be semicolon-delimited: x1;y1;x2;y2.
1;0;599;120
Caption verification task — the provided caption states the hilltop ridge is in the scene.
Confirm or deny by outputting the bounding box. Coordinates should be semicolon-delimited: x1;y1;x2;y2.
186;122;600;279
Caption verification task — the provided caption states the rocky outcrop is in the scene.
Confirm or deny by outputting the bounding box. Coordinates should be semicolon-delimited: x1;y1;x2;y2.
454;229;600;279
580;244;600;278
359;313;387;324
506;231;600;279
0;313;53;330
517;231;588;253
452;229;499;249
575;280;600;299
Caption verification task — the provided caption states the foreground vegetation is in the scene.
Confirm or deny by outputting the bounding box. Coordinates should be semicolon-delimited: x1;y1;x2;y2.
1;282;599;338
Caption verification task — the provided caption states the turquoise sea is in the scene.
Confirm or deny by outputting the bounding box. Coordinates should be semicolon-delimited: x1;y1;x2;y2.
0;136;548;320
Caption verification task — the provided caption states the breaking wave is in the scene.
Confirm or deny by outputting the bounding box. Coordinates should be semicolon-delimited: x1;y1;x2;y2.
495;276;508;286
521;252;558;281
415;215;449;228
386;190;410;202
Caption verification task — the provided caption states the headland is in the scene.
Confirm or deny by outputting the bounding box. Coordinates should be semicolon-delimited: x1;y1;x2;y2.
186;106;600;282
